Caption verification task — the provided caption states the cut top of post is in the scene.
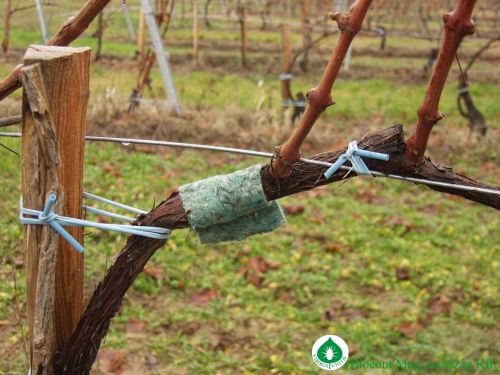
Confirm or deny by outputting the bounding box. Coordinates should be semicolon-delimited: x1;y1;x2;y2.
24;45;91;62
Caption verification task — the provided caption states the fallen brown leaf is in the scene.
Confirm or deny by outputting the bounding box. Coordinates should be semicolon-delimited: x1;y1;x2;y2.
125;317;147;334
393;321;423;339
384;215;415;234
303;233;327;243
143;265;164;280
96;348;126;374
355;190;388;204
239;256;281;287
283;204;305;215
418;313;434;328
324;243;342;253
396;265;410;281
481;161;496;173
305;189;328;198
427;294;452;315
190;289;218;305
96;216;111;224
102;162;122;178
323;299;370;322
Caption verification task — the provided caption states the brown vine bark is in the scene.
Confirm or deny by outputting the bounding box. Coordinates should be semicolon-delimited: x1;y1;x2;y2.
56;123;499;374
273;0;373;179
55;193;187;374
406;0;477;163
0;0;112;101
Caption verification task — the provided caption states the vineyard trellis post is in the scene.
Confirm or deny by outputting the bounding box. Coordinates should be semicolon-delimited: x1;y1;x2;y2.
22;45;90;373
140;0;181;114
238;5;248;67
280;23;292;99
193;0;200;65
280;23;293;126
340;0;353;71
94;10;105;61
35;0;49;43
138;8;146;63
121;0;137;39
2;0;12;53
298;0;311;71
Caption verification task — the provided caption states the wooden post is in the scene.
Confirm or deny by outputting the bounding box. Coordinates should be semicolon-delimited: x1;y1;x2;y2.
238;6;247;67
94;10;105;61
2;0;11;53
280;23;292;102
193;0;200;65
138;9;146;63
22;45;90;372
298;0;310;71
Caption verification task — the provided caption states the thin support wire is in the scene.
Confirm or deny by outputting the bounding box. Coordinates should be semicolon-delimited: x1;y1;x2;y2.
0;131;498;196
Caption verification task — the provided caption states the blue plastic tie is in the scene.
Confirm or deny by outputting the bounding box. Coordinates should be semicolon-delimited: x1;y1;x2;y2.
324;141;390;179
20;192;170;253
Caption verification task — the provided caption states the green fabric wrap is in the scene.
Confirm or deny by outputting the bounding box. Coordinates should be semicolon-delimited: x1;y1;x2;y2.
179;165;286;244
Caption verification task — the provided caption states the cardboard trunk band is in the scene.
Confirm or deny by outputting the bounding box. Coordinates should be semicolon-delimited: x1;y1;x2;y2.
179;165;286;244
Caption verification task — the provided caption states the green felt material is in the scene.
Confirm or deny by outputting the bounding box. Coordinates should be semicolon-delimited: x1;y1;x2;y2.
179;165;286;244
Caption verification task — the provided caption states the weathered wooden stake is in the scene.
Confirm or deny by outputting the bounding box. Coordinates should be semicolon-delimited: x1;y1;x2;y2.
298;0;311;71
280;23;293;127
280;24;292;102
94;11;105;61
238;6;248;68
193;0;200;65
22;45;90;373
2;0;11;53
138;9;146;63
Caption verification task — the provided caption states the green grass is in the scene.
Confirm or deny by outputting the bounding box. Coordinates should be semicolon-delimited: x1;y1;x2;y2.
0;131;498;373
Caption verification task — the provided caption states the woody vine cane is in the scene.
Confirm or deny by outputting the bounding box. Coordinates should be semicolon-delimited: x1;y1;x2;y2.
406;0;477;163
272;0;373;179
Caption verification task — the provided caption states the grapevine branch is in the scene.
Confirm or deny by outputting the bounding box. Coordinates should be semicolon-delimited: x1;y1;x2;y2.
406;0;477;163
272;0;373;178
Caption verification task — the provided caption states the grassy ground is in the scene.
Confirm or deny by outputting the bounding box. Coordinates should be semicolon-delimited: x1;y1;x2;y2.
0;5;499;375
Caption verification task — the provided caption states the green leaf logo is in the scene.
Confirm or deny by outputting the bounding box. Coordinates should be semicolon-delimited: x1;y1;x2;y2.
317;337;343;364
312;335;349;371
